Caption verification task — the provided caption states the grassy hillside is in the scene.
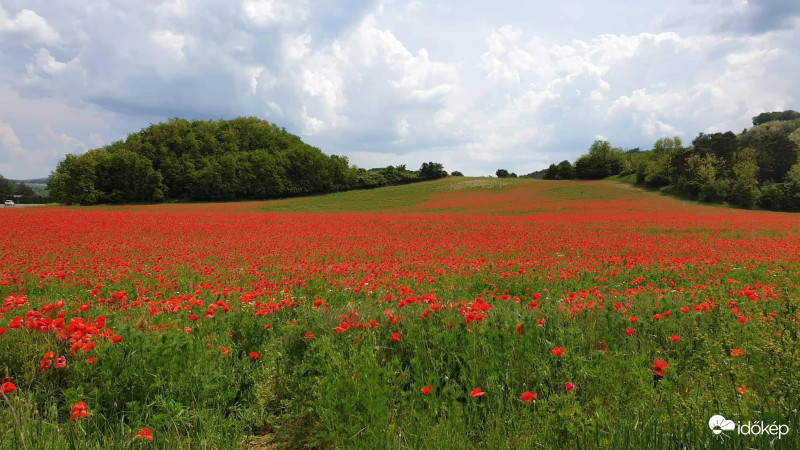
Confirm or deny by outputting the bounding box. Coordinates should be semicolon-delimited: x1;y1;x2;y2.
259;177;524;213
255;176;717;217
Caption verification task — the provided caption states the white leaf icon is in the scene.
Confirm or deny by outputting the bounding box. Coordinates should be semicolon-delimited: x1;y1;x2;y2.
708;415;736;434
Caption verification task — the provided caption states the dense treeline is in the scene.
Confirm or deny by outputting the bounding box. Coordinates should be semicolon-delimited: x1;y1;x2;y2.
752;110;800;126
541;111;800;211
0;175;49;204
48;117;449;205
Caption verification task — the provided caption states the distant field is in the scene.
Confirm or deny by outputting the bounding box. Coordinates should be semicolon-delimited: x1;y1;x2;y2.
1;178;799;448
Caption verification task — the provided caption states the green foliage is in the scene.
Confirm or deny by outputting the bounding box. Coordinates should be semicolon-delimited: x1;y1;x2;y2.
729;148;761;209
0;175;49;204
541;122;800;211
543;164;558;180
543;161;575;180
692;132;738;174
643;137;681;187
47;117;447;205
574;140;624;179
752;110;800;126
48;154;102;205
419;162;448;180
760;163;800;211
450;171;464;177
495;169;511;178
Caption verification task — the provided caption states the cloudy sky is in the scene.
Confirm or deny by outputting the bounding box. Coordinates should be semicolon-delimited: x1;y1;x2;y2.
1;0;798;178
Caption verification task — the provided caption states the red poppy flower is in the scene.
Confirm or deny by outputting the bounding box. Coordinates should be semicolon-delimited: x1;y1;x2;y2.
670;335;681;342
629;316;638;323
421;385;433;395
565;382;575;392
551;347;565;356
388;332;402;341
55;355;67;369
305;331;314;340
264;323;273;330
651;359;669;377
520;391;537;402
86;357;97;364
70;401;90;420
220;346;229;355
470;387;485;397
249;351;259;360
731;349;745;357
625;328;636;336
737;386;746;394
1;381;16;395
110;335;123;344
135;427;154;441
38;358;52;371
516;323;523;337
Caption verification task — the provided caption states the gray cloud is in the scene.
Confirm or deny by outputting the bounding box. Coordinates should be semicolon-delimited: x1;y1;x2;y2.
0;1;798;178
716;0;800;34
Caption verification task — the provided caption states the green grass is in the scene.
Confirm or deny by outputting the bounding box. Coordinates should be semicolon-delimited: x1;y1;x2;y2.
259;177;524;213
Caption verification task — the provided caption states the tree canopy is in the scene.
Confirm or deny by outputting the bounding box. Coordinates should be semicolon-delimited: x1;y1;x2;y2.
48;117;450;205
752;110;800;126
538;110;800;212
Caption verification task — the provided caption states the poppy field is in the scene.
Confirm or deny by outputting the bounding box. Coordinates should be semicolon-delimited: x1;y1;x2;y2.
1;178;800;448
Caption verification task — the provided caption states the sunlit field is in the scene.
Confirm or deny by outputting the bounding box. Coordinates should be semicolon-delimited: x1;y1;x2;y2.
2;178;799;448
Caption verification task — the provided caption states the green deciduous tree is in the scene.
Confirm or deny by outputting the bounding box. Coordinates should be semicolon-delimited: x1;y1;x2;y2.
48;154;102;205
729;148;761;209
574;140;624;179
419;162;448;180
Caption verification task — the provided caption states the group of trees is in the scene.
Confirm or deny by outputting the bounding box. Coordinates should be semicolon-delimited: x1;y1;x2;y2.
495;169;518;178
48;118;450;205
539;111;800;211
0;175;48;204
629;121;800;210
752;110;800;126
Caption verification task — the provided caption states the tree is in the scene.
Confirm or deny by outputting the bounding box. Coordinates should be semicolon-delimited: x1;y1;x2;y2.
574;140;624;179
752;110;800;126
48;154;102;205
542;164;558;180
49;117;446;204
450;171;464;177
760;163;800;211
419;162;448;180
555;160;575;180
496;169;511;178
729;148;761;209
692;132;737;174
638;137;682;187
